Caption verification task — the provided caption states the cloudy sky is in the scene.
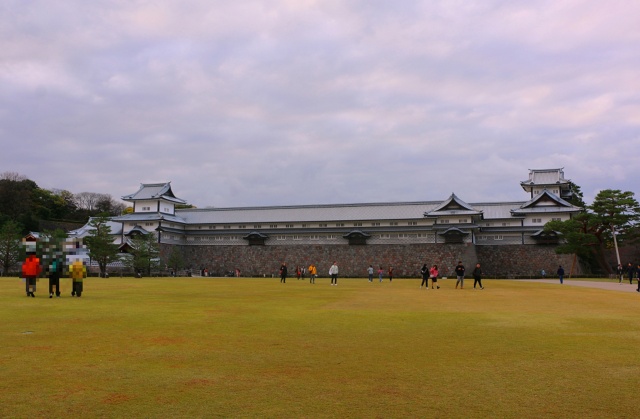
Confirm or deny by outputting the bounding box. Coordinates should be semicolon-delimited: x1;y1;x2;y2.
1;0;638;209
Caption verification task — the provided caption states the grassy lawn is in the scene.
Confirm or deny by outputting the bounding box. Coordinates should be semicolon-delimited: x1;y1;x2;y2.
1;276;639;418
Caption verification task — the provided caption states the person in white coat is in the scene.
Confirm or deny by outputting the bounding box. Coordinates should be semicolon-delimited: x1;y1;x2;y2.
329;262;339;286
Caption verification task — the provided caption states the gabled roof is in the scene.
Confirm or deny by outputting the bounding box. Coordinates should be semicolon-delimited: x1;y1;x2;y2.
423;193;483;218
125;225;152;236
437;227;469;236
121;182;186;204
511;189;580;215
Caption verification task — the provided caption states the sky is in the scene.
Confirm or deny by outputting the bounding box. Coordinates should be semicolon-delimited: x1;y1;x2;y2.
1;0;639;209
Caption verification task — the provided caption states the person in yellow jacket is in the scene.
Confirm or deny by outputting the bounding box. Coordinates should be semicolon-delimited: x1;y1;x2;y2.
69;258;87;297
308;263;317;284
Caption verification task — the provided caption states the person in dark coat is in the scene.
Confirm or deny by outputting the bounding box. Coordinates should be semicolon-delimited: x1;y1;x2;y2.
557;265;565;284
279;262;288;283
420;264;429;289
472;263;484;290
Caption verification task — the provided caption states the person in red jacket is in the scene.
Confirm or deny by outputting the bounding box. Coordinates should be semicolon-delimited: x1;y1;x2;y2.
22;252;42;297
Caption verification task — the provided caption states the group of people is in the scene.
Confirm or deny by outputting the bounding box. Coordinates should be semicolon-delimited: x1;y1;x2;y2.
21;238;87;298
366;265;395;283
616;263;640;291
420;261;484;290
279;260;486;289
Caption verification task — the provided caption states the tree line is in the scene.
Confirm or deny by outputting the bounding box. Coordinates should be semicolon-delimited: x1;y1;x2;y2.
0;171;128;233
544;184;640;274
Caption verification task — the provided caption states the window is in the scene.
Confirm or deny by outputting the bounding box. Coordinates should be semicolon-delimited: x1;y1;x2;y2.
335;223;344;227
458;219;467;224
209;226;215;229
292;235;301;240
440;220;450;224
238;225;246;229
327;235;337;240
224;225;231;229
270;224;278;228
552;218;561;221
253;225;262;229
319;223;328;227
145;222;153;227
276;235;286;240
478;235;487;241
494;235;504;240
141;206;151;211
309;235;320;240
502;222;510;227
371;222;380;226
408;221;417;226
302;224;308;228
285;224;294;228
389;222;398;226
379;234;390;239
532;219;542;224
353;222;362;227
214;236;223;241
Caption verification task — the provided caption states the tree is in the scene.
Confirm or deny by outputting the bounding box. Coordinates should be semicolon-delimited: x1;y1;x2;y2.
166;247;185;274
127;233;160;276
85;214;120;277
545;189;640;273
0;221;23;275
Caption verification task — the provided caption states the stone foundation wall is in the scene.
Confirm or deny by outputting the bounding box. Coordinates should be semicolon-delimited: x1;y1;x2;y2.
161;243;579;278
476;245;579;277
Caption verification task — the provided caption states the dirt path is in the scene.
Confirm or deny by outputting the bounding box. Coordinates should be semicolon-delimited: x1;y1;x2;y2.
517;279;640;293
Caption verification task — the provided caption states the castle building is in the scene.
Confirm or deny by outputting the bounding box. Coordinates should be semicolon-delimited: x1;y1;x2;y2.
86;168;580;277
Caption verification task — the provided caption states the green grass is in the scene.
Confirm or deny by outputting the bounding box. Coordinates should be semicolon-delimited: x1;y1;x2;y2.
1;277;639;418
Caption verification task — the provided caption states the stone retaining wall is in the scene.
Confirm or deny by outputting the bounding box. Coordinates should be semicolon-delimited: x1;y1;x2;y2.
161;243;579;278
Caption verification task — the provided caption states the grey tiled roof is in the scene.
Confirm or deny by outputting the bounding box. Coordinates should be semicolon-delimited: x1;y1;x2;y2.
177;201;443;224
112;213;187;223
121;182;186;204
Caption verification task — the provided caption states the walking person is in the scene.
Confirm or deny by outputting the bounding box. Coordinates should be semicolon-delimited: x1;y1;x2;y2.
280;262;288;283
455;261;465;289
296;266;301;280
69;258;87;297
627;262;634;285
420;264;429;289
367;265;374;282
636;263;640;292
472;263;484;289
22;251;42;298
308;263;316;284
388;266;394;282
378;266;384;283
430;265;439;289
557;265;565;284
616;264;624;283
329;261;339;286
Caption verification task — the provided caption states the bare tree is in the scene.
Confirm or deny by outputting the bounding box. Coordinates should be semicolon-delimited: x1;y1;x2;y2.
0;172;28;181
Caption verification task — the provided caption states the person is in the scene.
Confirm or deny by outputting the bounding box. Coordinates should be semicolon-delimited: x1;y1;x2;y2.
329;261;339;286
378;266;384;283
557;265;565;284
430;265;439;289
47;244;64;298
280;262;288;283
388;266;394;282
22;251;41;298
636;264;640;292
541;269;546;278
627;262;634;285
308;263;317;284
300;266;306;281
420;264;429;289
69;258;87;297
455;261;465;289
367;265;374;282
616;264;624;283
472;263;484;289
296;266;301;280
